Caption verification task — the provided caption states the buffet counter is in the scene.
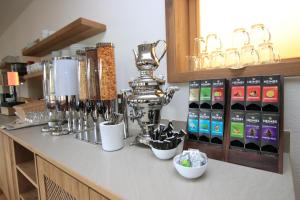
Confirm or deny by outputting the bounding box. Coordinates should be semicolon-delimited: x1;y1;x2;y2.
0;116;295;200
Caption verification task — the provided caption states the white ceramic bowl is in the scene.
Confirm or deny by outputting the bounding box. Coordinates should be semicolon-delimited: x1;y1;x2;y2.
151;146;177;160
173;154;208;179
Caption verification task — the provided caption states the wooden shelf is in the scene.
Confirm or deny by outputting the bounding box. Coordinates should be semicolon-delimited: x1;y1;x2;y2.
17;170;38;200
16;161;37;188
23;72;42;80
19;189;38;200
169;58;300;83
22;18;106;57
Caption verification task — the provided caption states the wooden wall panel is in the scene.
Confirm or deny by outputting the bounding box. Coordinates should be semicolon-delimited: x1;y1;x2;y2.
165;0;199;81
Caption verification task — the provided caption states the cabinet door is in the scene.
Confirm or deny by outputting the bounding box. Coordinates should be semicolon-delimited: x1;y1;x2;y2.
0;132;17;200
0;133;8;198
89;189;109;200
37;156;89;200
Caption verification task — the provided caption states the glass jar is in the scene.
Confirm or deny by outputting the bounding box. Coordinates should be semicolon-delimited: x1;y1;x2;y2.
76;50;88;101
86;47;100;100
96;43;117;100
42;59;56;109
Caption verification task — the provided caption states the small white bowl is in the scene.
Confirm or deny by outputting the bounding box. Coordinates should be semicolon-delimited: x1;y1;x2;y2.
151;146;177;160
173;154;208;179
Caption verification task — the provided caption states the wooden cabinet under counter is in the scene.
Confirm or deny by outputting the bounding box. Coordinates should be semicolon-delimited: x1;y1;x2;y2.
0;128;112;200
36;156;111;200
13;141;39;200
37;156;90;200
0;132;17;200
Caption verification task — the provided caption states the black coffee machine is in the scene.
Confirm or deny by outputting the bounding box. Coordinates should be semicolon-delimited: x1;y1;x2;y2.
0;63;27;107
0;70;10;105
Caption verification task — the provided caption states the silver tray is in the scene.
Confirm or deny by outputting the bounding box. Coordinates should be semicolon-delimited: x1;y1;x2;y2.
3;119;47;130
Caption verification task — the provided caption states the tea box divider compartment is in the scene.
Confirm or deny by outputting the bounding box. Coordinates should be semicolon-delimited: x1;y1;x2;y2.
187;79;227;161
185;76;284;173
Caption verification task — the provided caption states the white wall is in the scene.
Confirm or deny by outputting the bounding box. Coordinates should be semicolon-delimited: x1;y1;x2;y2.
284;77;300;199
0;0;299;198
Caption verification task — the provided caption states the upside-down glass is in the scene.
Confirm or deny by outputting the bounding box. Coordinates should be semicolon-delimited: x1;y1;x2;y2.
225;48;241;69
232;28;250;49
186;56;201;71
206;34;222;53
258;42;275;64
210;50;225;69
194;37;206;57
240;44;260;66
250;24;271;47
25;111;49;124
200;52;211;69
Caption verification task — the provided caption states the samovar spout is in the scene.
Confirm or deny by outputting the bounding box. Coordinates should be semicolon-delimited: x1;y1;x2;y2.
163;86;179;105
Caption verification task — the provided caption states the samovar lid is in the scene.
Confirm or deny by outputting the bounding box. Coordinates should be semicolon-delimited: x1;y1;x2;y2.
129;77;165;88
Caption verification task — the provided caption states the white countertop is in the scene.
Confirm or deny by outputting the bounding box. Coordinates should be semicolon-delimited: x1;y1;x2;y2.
1;123;295;200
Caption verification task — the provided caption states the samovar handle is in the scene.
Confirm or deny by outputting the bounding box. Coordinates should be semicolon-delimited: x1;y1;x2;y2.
154;40;167;62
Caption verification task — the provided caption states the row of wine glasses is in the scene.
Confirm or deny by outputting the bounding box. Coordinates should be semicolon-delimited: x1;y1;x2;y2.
188;24;280;71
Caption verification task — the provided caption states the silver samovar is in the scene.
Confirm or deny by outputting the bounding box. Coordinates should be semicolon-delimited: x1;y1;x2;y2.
126;40;179;145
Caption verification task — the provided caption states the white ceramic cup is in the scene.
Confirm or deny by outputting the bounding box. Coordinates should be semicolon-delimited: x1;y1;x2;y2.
100;121;125;152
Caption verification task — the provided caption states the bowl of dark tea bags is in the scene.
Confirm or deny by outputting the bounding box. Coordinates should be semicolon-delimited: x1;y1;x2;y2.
149;122;187;160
